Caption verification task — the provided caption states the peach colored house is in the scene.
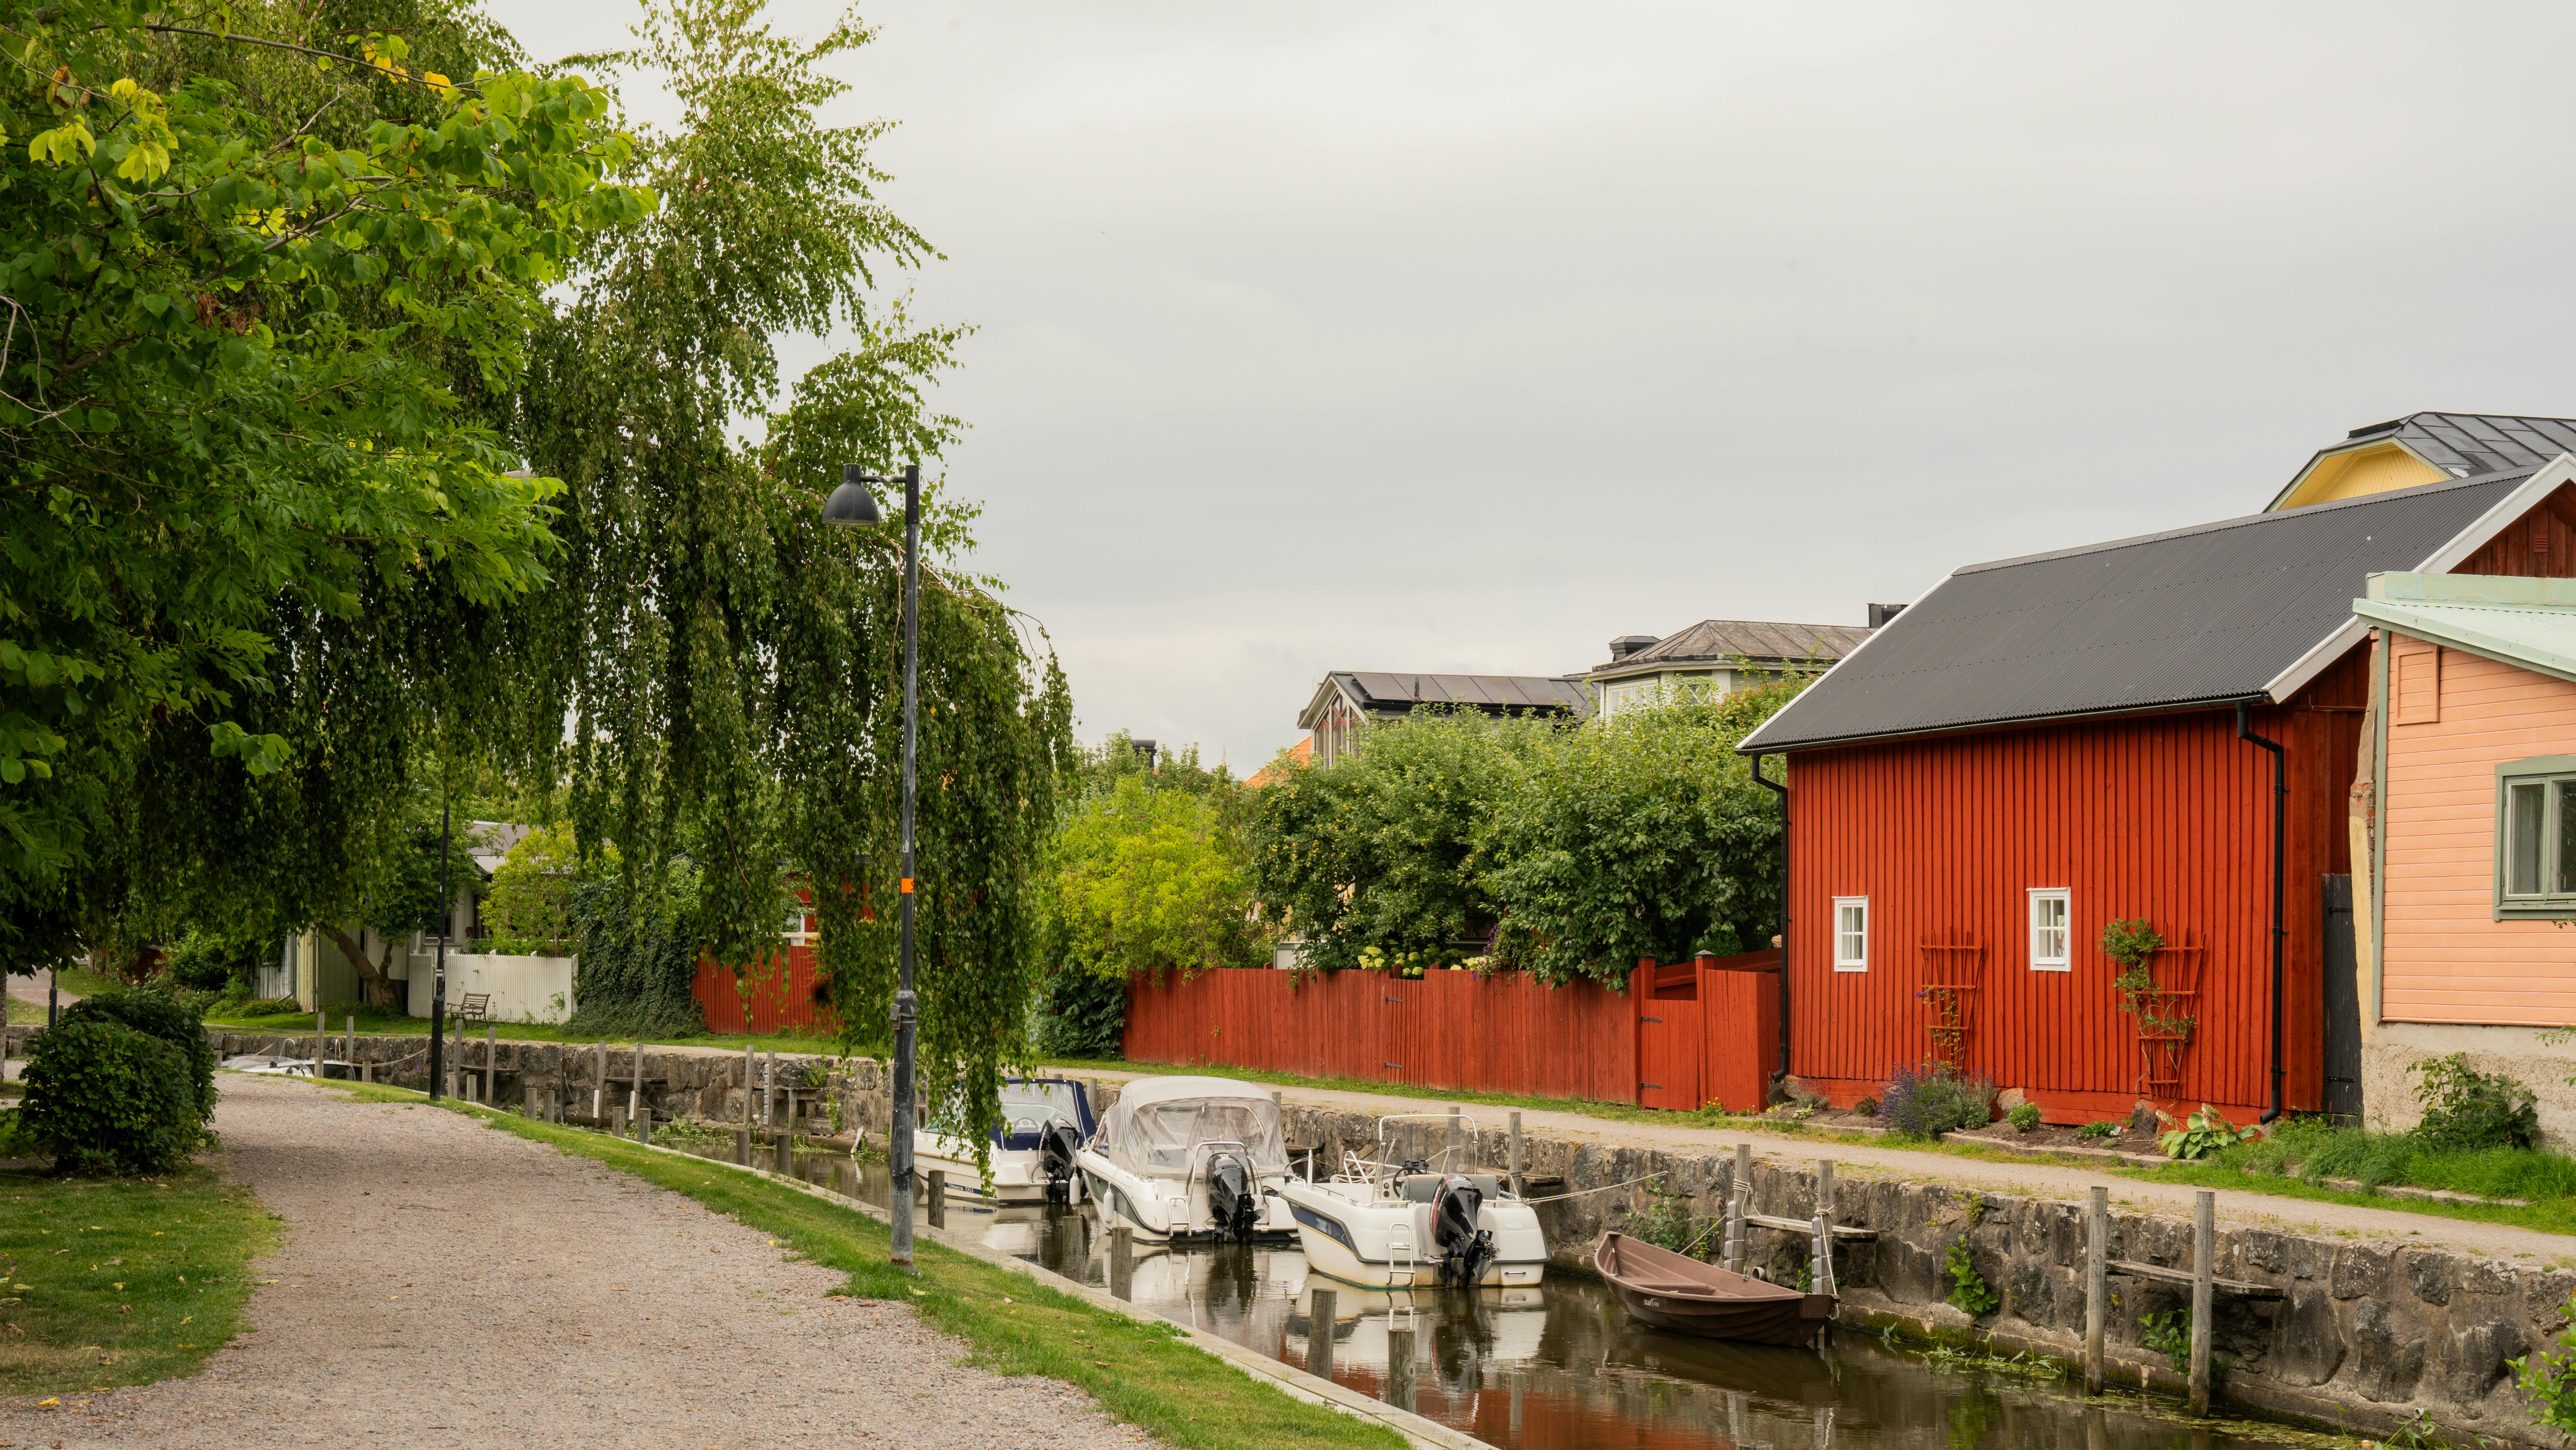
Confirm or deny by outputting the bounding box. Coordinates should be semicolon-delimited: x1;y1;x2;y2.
2355;571;2576;1138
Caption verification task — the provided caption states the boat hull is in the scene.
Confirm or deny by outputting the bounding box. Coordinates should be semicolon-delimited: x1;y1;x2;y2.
1595;1232;1832;1349
914;1133;1062;1205
1075;1151;1299;1244
1277;1180;1548;1289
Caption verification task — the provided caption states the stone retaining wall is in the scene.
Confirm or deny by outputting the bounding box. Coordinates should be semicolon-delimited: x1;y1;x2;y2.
1270;1099;2575;1446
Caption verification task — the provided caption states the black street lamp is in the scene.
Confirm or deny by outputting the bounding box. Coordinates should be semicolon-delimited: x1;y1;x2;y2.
428;790;453;1101
823;461;922;1268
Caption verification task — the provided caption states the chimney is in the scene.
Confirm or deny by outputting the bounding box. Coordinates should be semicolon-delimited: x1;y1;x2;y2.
1607;635;1660;662
1866;603;1907;629
1132;738;1158;768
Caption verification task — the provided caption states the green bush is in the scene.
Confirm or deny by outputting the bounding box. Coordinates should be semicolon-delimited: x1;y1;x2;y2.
1876;1063;1996;1138
19;1019;206;1173
2411;1053;2539;1151
158;928;269;993
1035;968;1126;1060
2008;1102;2042;1133
60;988;216;1122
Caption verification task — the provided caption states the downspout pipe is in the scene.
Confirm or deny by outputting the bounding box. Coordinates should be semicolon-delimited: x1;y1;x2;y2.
1751;753;1791;1096
2236;701;2287;1125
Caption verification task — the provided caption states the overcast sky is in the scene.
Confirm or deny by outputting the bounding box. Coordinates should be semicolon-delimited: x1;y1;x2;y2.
492;0;2576;771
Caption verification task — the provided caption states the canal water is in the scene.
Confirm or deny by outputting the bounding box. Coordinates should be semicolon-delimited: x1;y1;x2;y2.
650;1134;2334;1450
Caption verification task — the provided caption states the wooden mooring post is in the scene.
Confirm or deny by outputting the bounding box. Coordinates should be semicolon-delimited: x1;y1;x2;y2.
1722;1143;1750;1272
593;1042;606;1122
1810;1159;1836;1349
1307;1288;1337;1381
2085;1186;2107;1394
1386;1318;1417;1412
1507;1112;1523;1195
1109;1226;1134;1300
484;1024;497;1105
629;1043;643;1125
2189;1190;2214;1414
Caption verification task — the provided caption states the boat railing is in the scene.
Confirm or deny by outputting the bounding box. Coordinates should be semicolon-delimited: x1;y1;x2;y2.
1183;1138;1253;1214
1374;1112;1477;1171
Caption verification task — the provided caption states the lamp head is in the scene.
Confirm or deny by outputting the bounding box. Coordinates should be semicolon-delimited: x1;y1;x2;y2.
823;464;883;526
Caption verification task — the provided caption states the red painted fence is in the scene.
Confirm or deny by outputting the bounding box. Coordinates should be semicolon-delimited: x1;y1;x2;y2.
1121;951;1780;1111
691;943;840;1036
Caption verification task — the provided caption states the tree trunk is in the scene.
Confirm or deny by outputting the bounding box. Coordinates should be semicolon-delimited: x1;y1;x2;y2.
319;924;406;1010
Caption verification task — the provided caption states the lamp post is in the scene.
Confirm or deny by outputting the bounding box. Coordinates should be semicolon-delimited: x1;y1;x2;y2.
823;461;921;1268
428;790;453;1101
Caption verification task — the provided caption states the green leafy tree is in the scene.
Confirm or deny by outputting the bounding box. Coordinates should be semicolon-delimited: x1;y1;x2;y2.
518;0;1072;1161
1247;708;1551;974
0;0;648;974
480;822;583;954
1051;771;1257;982
1480;686;1798;985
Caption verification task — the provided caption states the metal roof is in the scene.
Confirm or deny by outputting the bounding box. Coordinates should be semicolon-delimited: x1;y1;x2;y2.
1589;619;1874;682
1740;469;2545;753
1335;671;1592;716
2270;413;2576;509
2353;598;2576;685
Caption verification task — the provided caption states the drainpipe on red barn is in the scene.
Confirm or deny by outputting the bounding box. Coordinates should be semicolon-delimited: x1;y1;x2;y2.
1751;753;1790;1100
2236;701;2287;1125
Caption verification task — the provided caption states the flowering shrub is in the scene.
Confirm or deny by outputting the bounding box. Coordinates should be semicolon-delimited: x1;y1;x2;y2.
1876;1063;1995;1139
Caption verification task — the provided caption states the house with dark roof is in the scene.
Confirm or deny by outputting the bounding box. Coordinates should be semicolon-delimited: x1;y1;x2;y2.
2268;412;2576;511
1586;615;1888;719
1737;456;2576;1127
1296;671;1591;767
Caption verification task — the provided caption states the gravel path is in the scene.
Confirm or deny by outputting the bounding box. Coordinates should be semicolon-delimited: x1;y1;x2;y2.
0;1074;1157;1448
1076;1065;2576;1263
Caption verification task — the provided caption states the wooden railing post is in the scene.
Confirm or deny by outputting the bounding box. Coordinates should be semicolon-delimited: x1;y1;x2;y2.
2189;1190;2215;1414
2086;1186;2107;1394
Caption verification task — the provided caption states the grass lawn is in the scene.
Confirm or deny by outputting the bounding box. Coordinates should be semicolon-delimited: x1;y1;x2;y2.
201;1000;838;1056
0;1163;276;1398
1048;1057;2576;1240
316;1078;1401;1450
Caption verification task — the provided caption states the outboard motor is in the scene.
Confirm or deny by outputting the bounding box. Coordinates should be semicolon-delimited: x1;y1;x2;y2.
1431;1175;1496;1288
1038;1120;1083;1206
1205;1151;1261;1242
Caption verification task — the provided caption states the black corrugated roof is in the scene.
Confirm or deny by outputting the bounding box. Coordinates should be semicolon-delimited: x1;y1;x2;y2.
1589;619;1874;680
1336;672;1592;717
1740;470;2537;753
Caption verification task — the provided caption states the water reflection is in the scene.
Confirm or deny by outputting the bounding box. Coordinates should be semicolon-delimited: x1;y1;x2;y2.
662;1138;2307;1450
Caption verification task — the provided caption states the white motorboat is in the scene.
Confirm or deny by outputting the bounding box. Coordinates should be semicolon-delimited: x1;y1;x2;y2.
914;1076;1095;1206
1275;1114;1548;1289
1074;1075;1300;1243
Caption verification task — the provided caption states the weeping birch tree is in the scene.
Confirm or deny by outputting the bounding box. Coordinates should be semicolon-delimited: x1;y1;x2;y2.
519;0;1073;1145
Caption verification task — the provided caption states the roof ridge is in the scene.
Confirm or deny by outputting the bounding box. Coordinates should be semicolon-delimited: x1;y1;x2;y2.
1956;467;2538;576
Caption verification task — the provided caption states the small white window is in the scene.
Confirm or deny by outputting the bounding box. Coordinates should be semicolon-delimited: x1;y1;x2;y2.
1833;897;1868;971
2028;889;2071;971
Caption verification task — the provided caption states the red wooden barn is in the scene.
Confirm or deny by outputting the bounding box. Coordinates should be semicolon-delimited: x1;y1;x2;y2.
1738;454;2576;1126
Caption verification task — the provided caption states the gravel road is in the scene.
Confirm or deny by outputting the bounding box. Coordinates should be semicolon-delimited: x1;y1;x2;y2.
0;1074;1157;1449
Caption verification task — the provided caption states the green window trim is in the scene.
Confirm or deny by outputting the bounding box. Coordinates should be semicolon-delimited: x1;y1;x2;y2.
2493;755;2576;920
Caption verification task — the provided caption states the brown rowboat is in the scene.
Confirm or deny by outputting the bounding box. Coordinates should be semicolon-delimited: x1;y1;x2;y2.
1595;1231;1835;1348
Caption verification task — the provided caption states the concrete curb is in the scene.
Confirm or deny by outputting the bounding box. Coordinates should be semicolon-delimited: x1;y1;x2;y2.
337;1081;1492;1450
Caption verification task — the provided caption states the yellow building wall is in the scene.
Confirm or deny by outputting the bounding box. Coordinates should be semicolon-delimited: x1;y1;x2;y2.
2273;443;2447;510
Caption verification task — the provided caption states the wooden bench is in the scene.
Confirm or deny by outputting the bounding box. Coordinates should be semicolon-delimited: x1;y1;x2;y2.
451;993;491;1022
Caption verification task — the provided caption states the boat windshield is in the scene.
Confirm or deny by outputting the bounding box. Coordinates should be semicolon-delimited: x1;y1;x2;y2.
1112;1097;1286;1174
1003;1081;1087;1126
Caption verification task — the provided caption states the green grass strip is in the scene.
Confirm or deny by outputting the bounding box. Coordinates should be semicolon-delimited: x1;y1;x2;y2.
322;1081;1404;1450
0;1162;276;1398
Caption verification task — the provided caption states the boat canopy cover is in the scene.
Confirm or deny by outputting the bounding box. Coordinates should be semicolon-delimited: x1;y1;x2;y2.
997;1078;1095;1147
1098;1076;1287;1174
